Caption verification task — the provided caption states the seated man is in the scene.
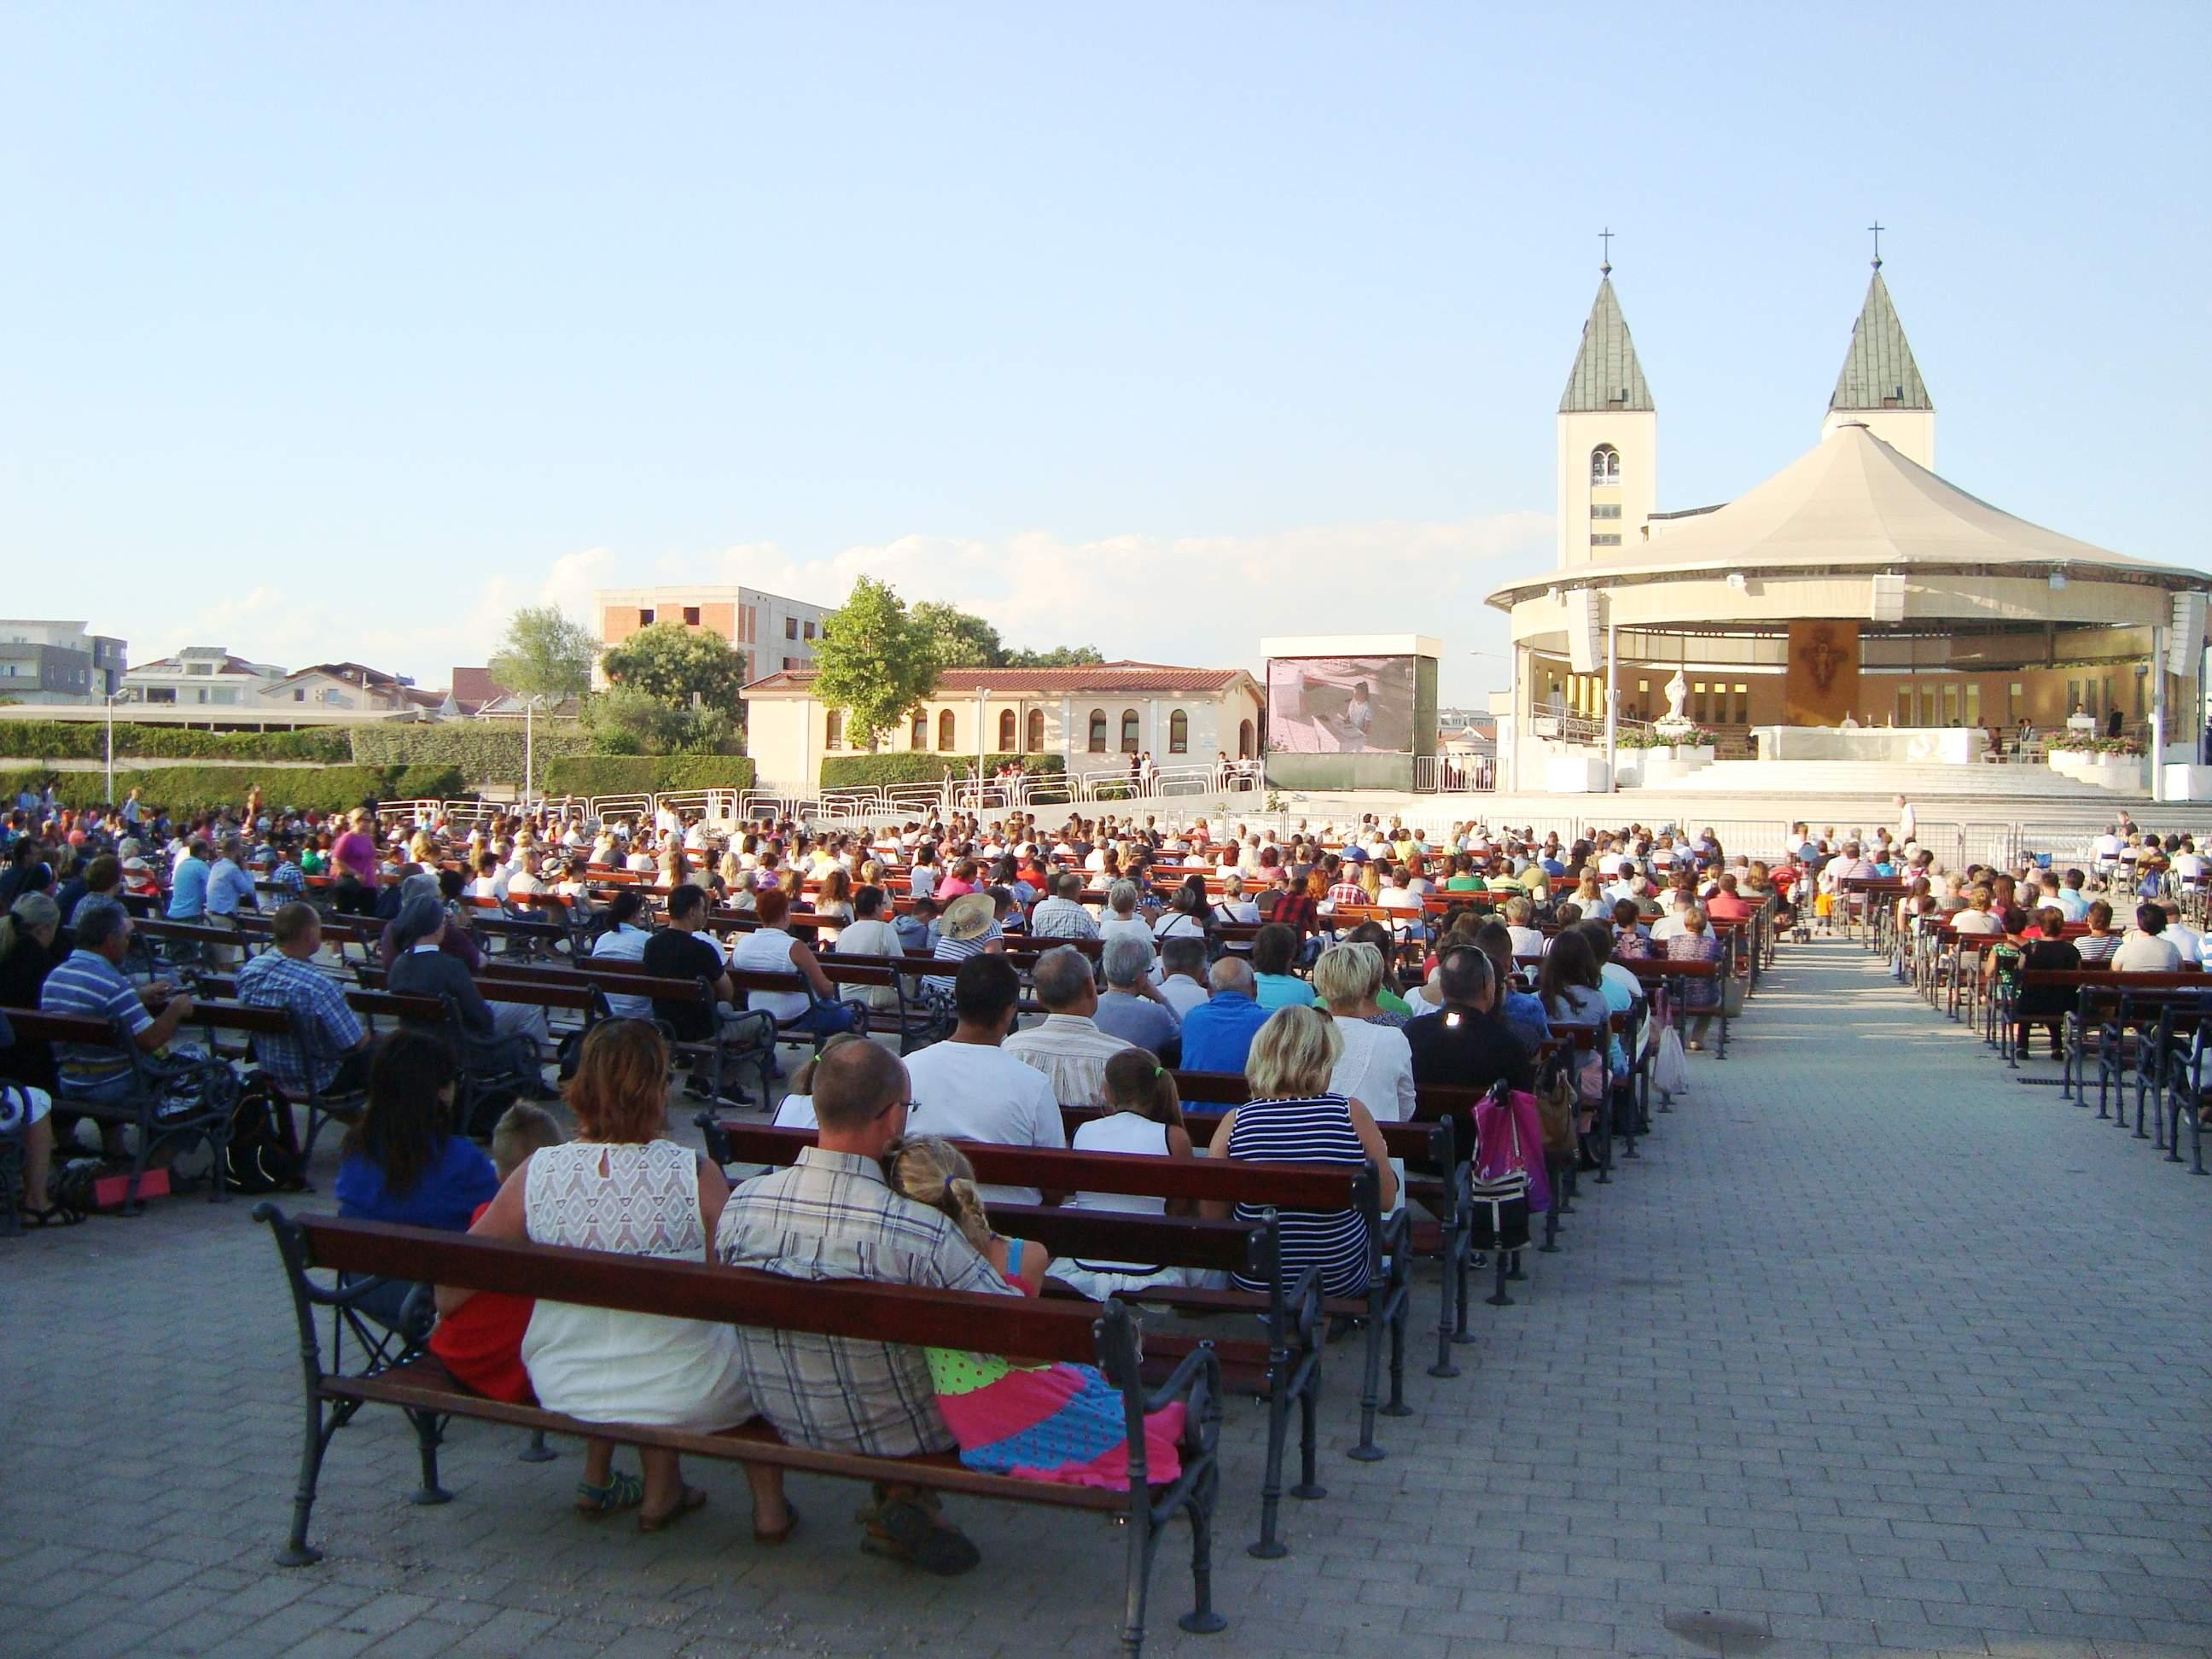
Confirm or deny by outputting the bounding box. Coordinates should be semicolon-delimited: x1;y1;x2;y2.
38;896;197;1109
1177;957;1271;1074
1004;945;1136;1105
1155;935;1212;1021
643;882;766;1103
1027;870;1099;940
904;955;1064;1202
235;901;372;1099
716;1041;1019;1575
1091;934;1180;1059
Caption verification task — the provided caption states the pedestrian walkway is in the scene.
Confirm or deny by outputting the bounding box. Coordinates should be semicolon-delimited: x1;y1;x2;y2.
0;939;2204;1657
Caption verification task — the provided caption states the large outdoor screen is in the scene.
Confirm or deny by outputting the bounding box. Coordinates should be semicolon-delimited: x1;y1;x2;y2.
1266;655;1417;753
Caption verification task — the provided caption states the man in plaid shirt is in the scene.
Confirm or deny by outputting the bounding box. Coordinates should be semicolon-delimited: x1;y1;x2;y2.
715;1040;1016;1575
235;903;370;1097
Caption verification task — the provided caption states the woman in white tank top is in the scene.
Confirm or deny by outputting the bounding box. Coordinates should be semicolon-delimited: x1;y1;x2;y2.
1055;1053;1206;1300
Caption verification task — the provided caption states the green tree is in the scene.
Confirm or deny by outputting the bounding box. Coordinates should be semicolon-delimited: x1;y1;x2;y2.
600;620;749;709
911;600;1005;669
487;605;597;702
812;576;940;749
1004;644;1106;668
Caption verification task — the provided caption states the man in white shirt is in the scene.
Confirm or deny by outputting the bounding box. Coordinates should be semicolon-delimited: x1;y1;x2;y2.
2156;904;2202;967
1029;871;1100;940
1650;888;1696;943
1004;947;1134;1107
1895;795;1917;851
2111;905;2183;972
901;955;1065;1205
1155;936;1211;1019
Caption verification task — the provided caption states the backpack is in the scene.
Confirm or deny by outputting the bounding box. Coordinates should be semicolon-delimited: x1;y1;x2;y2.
223;1074;308;1196
1465;1085;1532;1252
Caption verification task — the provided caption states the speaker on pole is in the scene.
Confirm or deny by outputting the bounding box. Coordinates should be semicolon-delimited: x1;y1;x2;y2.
1567;589;1603;674
1869;573;1906;624
2167;591;2205;674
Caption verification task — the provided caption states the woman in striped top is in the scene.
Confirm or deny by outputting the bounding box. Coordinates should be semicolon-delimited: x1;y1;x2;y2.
1204;1005;1397;1301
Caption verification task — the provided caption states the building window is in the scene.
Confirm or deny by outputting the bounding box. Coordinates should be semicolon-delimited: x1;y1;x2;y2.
1591;504;1621;520
740;604;755;643
2008;681;2023;723
683;606;701;626
1897;684;1915;726
1590;533;1622;547
1168;709;1189;754
997;709;1016;751
1120;710;1140;753
1941;684;1960;727
824;709;842;750
1087;709;1108;752
294;689;305;701
1026;708;1045;752
937;710;956;751
1239;719;1255;759
638;608;655;626
1590;445;1620;486
911;712;928;749
802;620;815;640
1965;683;1981;727
785;617;799;640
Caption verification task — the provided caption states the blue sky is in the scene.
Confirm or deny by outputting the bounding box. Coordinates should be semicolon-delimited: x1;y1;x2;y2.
3;4;2204;705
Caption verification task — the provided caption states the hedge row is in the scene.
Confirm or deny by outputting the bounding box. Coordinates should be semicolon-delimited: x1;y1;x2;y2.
347;723;592;788
0;721;351;763
539;755;758;798
0;765;463;818
818;753;1068;789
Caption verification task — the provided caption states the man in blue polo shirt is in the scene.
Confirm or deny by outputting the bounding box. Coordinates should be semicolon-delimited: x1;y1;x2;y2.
167;839;212;920
1177;958;1272;1074
40;897;197;1105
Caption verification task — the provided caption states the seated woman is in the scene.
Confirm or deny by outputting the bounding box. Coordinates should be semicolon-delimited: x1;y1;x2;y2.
1206;1006;1397;1302
883;1134;1185;1488
335;1032;498;1231
2011;906;2081;1059
1663;905;1725;1051
452;1020;792;1538
1249;923;1311;1010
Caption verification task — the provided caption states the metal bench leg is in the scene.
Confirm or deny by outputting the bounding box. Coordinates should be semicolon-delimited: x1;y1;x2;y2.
518;1429;556;1463
1505;1247;1526;1283
1119;1493;1152;1658
1291;1372;1324;1500
1348;1317;1385;1461
405;1408;452;1505
1178;1462;1228;1636
1486;1249;1514;1307
1381;1295;1410;1418
1249;1376;1292;1558
278;1398;338;1567
1429;1250;1460;1377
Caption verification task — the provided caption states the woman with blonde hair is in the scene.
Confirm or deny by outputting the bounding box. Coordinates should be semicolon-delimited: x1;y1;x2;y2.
1204;1006;1395;1300
447;1020;792;1540
882;1135;1188;1489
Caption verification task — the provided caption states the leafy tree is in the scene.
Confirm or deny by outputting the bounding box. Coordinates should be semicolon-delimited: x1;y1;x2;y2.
911;601;1005;670
1004;644;1106;668
487;605;596;702
600;620;749;710
812;576;940;749
582;685;742;756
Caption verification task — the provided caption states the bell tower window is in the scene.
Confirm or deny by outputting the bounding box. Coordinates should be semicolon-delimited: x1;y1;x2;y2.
1590;444;1621;486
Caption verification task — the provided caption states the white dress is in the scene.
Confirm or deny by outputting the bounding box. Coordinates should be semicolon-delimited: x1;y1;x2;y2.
520;1139;754;1429
1057;1114;1200;1298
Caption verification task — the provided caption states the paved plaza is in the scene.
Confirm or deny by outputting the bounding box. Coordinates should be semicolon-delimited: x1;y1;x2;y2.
2;938;2206;1658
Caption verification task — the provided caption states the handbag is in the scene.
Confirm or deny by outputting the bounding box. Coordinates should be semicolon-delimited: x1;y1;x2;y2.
1722;968;1747;1020
1653;1022;1690;1097
1466;1087;1531;1252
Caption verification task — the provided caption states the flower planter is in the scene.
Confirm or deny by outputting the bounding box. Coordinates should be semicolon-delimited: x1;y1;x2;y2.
2048;749;2146;791
1622;744;1715;788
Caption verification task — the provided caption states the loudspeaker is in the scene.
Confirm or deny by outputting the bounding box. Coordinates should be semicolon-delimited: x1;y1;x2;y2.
1869;573;1906;624
1568;589;1603;674
2168;592;2205;674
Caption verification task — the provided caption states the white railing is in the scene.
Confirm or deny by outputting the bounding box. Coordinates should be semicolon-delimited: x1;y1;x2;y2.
1414;754;1496;793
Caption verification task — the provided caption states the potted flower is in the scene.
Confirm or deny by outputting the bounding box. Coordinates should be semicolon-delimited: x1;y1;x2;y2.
1615;724;1717;786
2046;731;2147;789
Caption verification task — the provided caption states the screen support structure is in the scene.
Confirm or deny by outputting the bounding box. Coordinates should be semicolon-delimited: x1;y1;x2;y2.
1604;609;1619;791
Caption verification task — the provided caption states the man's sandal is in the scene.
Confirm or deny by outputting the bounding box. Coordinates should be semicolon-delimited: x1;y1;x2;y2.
17;1204;86;1229
638;1485;708;1534
754;1502;800;1546
861;1495;981;1575
574;1471;644;1519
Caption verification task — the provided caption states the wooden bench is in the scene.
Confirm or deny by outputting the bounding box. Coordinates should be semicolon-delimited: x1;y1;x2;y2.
698;1120;1366;1557
253;1208;1227;1655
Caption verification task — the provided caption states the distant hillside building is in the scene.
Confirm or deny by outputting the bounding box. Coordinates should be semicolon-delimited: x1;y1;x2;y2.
593;585;833;682
122;645;285;707
0;620;127;703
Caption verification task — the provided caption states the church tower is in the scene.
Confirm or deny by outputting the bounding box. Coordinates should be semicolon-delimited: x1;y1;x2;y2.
1557;262;1656;569
1823;259;1935;469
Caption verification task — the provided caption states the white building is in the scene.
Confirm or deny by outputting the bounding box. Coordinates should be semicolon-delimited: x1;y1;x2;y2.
0;620;127;703
122;645;286;707
258;661;440;715
593;585;834;683
744;662;1265;795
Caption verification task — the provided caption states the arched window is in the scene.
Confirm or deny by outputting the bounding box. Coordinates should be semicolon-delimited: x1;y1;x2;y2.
1167;709;1189;754
1120;710;1140;753
824;709;842;751
1026;708;1045;753
937;709;956;751
1238;719;1255;759
1590;444;1620;486
910;711;927;749
997;709;1016;752
1087;709;1108;752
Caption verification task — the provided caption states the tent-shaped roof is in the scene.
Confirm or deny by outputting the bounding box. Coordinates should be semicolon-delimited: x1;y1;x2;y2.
1489;423;2205;603
1830;270;1931;413
1558;276;1653;413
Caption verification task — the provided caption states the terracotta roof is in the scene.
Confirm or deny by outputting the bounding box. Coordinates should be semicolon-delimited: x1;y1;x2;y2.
450;666;508;711
745;661;1250;696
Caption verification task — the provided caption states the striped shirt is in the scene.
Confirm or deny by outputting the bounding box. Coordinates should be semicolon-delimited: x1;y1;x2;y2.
39;948;151;1080
926;923;1001;993
1225;1092;1372;1300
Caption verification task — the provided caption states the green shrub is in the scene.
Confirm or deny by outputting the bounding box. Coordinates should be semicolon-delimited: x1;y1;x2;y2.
818;753;1066;789
538;755;758;799
0;721;350;763
388;765;469;801
348;723;591;788
16;765;426;817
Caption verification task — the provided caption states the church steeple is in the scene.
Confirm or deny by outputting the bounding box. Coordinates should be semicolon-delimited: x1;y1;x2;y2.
1822;264;1935;469
1559;275;1655;413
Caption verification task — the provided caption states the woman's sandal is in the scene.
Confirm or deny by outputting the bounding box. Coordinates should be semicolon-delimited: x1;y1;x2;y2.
574;1470;644;1519
16;1203;85;1229
753;1501;800;1547
637;1484;708;1534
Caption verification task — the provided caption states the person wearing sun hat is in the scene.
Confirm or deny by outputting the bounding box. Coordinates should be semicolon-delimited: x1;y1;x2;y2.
925;891;1004;995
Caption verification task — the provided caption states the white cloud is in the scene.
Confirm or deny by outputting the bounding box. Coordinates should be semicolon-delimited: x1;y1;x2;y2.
107;513;1550;704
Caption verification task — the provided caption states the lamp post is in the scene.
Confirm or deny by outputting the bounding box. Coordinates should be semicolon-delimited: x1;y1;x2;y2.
975;685;990;812
103;692;120;806
522;693;543;816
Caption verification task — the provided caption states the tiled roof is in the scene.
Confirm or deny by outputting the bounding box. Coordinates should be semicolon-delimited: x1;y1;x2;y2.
451;667;508;707
1559;276;1654;413
746;661;1249;696
1830;270;1932;412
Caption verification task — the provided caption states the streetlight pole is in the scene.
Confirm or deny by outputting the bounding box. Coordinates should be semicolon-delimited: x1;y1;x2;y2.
975;686;990;812
104;693;117;805
523;694;537;816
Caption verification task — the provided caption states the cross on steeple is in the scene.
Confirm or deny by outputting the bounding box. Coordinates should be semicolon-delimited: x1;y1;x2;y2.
1599;227;1614;275
1869;220;1885;270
